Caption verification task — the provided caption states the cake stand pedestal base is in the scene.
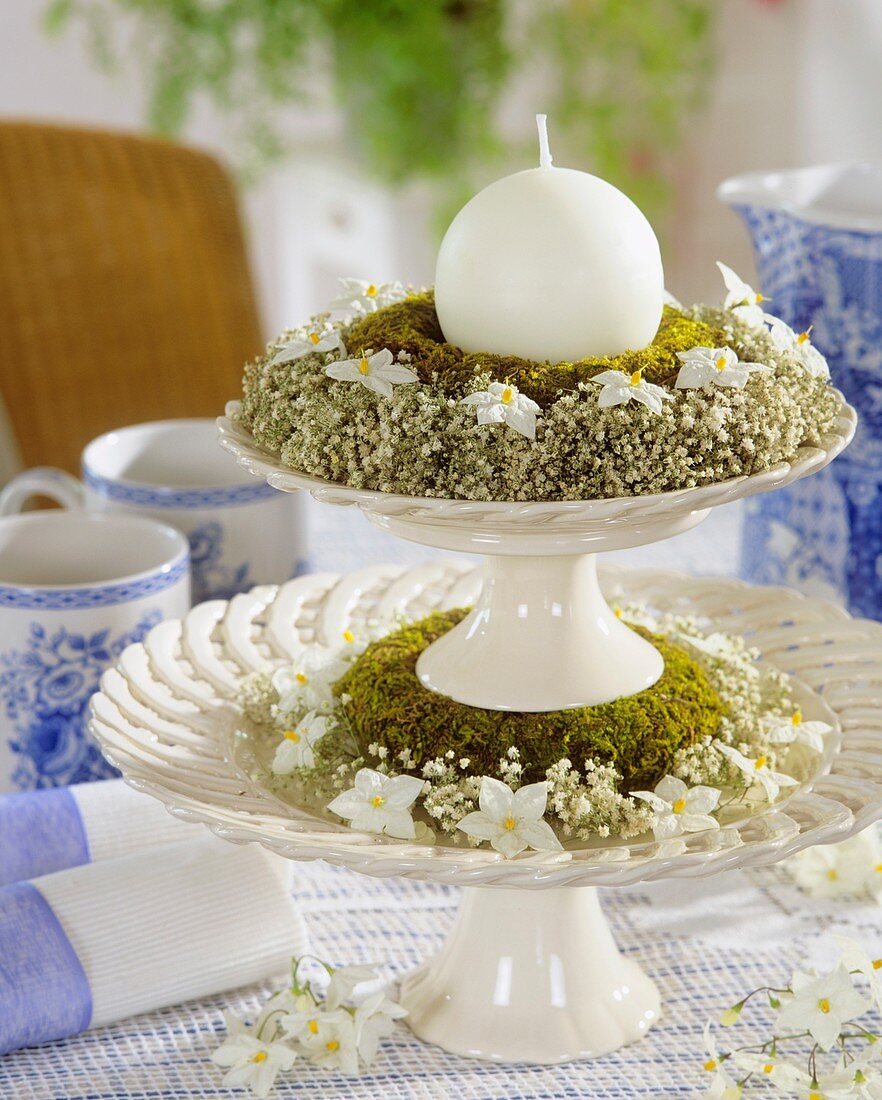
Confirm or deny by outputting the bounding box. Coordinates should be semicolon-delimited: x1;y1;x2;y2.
399;885;660;1064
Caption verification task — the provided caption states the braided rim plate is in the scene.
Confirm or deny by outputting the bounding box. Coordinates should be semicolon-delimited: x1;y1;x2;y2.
90;562;882;889
217;396;857;534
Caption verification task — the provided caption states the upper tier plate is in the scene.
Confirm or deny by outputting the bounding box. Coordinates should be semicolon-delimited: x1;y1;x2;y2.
217;396;857;553
90;562;882;889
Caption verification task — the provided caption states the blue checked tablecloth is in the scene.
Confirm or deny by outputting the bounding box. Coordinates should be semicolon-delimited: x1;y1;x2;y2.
7;499;870;1098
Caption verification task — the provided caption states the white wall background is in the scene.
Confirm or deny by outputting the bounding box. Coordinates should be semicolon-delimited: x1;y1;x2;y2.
1;0;879;574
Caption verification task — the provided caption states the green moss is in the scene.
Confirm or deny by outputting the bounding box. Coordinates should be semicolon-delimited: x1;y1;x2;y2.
335;609;726;790
344;293;726;405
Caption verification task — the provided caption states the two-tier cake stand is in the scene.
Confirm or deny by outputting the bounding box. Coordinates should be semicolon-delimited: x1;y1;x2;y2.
89;392;882;1065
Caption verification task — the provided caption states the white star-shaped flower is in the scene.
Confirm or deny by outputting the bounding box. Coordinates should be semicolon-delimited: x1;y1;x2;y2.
461;381;542;440
282;1005;359;1074
326;348;419;398
716;261;775;328
716;743;799;802
701;1023;742;1099
327;768;425;840
323;963;378;1011
791;829;882;900
762;708;832;753
775;963;872;1050
630;775;721;841
591;368;674;416
211;1013;297;1097
456;777;563;859
833;935;882;1016
769;319;831;379
271;711;329;774
675;346;770;390
268;328;347;366
330;278;407;314
353;990;408;1066
272;648;350;715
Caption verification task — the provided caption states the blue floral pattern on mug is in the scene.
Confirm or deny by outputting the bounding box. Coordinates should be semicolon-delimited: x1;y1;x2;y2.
187;521;253;603
733;197;882;619
0;610;161;789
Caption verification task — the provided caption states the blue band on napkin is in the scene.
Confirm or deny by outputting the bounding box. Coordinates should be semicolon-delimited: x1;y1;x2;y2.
0;882;92;1054
0;788;91;887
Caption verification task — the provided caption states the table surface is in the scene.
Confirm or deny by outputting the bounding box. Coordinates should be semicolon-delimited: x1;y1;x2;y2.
5;499;863;1100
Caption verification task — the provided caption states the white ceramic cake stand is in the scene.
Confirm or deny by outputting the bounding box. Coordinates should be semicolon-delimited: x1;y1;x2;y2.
217;397;856;712
90;561;882;1064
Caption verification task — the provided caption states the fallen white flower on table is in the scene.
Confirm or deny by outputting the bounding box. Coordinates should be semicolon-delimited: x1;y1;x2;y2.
269;328;346;366
790;826;882;900
775;962;872;1050
354;990;409;1065
330;278;407;314
326;348;419;398
324;963;379;1011
271;711;329;774
715;743;799;802
631;775;721;841
763;708;832;754
327;768;425;839
769;318;830;379
716;261;775;328
674;346;770;390
272;648;350;715
456;776;563;858
833;935;882;1016
460;381;541;440
701;1022;742;1099
282;1004;359;1074
591;368;673;416
211;1013;297;1097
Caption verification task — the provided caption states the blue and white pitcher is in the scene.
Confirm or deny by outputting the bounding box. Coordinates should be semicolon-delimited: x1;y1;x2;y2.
719;164;882;618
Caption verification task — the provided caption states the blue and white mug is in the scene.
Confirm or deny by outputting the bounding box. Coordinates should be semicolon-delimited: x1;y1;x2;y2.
0;508;190;792
0;419;307;603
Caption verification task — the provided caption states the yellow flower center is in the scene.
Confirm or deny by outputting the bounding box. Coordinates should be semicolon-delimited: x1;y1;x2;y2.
503;816;517;831
308;1019;319;1035
754;755;767;771
252;1051;268;1063
295;672;308;685
284;730;301;743
755;292;764;303
358;357;371;375
703;1059;717;1072
797;326;813;344
763;1063;774;1074
371;795;386;808
809;1093;821;1100
501;386;514;405
326;1040;340;1052
872;958;882;970
672;798;687;814
827;869;839;881
366;284;377;297
818;998;831;1014
309;332;321;344
343;629;355;643
792;710;802;726
613;606;623;619
875;863;882;873
629;369;642;386
715;355;728;371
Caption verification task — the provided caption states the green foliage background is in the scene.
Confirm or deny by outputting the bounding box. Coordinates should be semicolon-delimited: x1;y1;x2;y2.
45;0;712;223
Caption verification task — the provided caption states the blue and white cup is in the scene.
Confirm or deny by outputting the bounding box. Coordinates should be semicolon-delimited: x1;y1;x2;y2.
0;419;307;604
0;508;190;792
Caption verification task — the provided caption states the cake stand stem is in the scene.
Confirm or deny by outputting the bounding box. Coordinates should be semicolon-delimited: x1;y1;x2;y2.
415;552;663;711
398;884;660;1064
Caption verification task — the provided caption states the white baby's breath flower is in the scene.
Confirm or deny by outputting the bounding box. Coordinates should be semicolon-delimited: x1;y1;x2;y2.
716;261;774;328
272;648;349;714
790;827;882;899
327;768;425;840
269;328;346;366
211;1013;297;1097
763;708;832;753
326;348;419;398
775;963;872;1050
330;278;407;314
461;381;541;440
456;777;563;858
271;711;329;774
591;368;673;416
769;318;830;379
715;743;799;802
674;346;770;390
631;775;721;841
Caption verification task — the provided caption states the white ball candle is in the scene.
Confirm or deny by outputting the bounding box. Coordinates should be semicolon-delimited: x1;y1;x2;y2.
434;116;664;363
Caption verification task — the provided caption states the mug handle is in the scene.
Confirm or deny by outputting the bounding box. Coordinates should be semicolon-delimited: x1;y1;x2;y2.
0;467;85;516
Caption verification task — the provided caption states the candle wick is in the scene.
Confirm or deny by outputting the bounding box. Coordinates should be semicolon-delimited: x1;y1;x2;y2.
536;113;553;169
